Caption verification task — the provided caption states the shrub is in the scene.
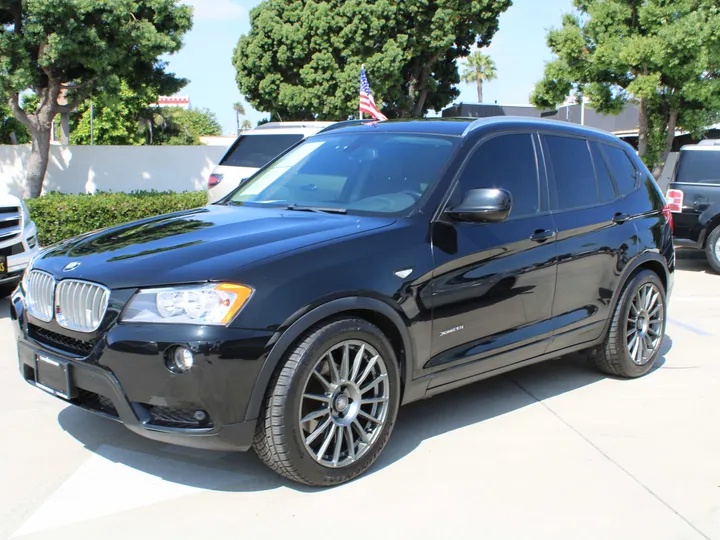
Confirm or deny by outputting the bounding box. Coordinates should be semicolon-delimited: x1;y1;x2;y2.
26;190;207;246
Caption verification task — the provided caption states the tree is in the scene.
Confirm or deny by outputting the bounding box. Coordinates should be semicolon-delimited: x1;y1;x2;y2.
70;82;165;146
0;100;29;144
241;119;252;130
233;101;246;135
461;51;498;103
531;0;720;177
152;107;222;145
0;1;192;197
233;0;512;121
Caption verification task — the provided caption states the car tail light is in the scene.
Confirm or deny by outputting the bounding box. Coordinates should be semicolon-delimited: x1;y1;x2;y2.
662;205;674;233
208;174;223;189
665;188;684;213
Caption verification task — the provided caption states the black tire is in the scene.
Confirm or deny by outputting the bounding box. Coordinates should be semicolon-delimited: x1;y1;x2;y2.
592;269;666;378
705;226;720;274
253;317;401;487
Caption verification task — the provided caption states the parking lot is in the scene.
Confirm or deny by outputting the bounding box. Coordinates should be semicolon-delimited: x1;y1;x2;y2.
1;250;718;540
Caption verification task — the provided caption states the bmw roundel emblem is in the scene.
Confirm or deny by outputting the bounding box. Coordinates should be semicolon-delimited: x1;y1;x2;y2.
63;261;82;272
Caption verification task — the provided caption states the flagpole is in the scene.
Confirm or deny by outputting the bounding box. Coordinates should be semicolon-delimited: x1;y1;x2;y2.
359;64;364;120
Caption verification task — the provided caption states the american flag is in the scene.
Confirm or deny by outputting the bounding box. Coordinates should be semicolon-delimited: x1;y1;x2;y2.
359;66;387;121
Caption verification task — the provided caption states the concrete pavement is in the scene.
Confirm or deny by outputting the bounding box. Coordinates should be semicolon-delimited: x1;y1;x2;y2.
1;250;718;539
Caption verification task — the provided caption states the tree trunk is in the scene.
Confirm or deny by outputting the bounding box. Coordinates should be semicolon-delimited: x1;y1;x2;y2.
637;97;649;159
412;88;428;117
24;126;52;199
477;77;483;103
652;109;679;180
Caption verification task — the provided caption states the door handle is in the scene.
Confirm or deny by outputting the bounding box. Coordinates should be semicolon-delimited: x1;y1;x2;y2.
530;229;556;243
612;212;630;224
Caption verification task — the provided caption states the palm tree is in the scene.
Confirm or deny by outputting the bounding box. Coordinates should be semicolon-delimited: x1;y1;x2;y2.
461;52;498;104
241;119;252;130
233;101;246;135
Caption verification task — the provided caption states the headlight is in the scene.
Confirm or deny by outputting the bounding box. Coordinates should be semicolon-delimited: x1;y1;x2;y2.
121;283;253;325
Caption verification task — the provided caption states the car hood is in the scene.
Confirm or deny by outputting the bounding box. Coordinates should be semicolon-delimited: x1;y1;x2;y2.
34;204;394;289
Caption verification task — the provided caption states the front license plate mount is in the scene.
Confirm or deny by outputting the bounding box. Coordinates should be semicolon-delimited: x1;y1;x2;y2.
34;355;74;400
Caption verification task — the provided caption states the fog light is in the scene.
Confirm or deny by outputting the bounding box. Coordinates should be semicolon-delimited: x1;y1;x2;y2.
167;346;194;373
194;410;207;422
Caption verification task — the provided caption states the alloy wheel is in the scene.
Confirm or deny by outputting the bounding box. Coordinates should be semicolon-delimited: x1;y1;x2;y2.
299;340;390;468
625;283;664;366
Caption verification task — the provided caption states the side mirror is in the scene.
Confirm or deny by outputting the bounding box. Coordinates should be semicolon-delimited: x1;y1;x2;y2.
447;188;512;223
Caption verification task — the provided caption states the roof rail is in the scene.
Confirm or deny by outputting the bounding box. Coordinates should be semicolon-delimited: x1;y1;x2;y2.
316;119;378;134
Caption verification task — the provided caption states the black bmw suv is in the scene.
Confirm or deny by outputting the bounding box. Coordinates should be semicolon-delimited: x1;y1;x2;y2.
13;118;674;486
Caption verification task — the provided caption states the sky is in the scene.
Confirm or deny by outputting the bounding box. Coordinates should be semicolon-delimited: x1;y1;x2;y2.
172;0;574;135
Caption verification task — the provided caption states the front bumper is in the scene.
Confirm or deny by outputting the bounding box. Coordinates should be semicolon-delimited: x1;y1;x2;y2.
12;291;274;452
1;223;39;285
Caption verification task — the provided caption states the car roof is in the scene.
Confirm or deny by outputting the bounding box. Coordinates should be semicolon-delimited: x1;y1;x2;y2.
319;116;622;143
681;143;720;151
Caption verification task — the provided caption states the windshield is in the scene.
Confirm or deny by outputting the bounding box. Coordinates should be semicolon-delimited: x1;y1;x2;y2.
220;134;305;168
675;150;720;184
227;132;458;215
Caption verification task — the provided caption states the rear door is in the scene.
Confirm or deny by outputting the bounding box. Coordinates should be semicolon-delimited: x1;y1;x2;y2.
427;132;558;387
542;134;640;351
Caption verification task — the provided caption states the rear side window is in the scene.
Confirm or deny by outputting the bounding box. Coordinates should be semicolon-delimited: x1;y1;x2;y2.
590;142;617;202
220;134;304;168
601;144;638;195
457;133;539;218
675;150;720;184
543;135;597;210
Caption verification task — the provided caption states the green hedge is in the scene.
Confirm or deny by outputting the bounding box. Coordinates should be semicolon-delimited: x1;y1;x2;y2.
26;191;207;246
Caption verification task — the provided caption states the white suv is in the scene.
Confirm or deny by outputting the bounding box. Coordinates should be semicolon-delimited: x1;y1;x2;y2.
207;122;335;203
0;193;39;297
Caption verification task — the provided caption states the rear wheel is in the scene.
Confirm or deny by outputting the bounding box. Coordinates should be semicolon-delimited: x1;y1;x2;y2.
705;226;720;274
253;318;400;486
592;270;666;378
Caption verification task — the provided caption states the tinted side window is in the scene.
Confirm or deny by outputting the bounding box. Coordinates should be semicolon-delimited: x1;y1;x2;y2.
220;134;304;167
457;133;539;218
590;142;617;202
675;150;720;184
601;144;638;195
543;135;597;210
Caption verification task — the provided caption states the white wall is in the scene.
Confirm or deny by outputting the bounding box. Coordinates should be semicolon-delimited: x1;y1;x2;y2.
0;144;230;197
655;152;678;193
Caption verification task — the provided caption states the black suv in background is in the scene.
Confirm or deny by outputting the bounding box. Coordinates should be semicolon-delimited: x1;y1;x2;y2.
13;118;674;486
666;141;720;272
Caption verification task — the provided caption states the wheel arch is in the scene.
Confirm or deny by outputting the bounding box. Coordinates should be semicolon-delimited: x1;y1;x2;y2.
601;251;670;339
244;296;414;422
698;209;720;248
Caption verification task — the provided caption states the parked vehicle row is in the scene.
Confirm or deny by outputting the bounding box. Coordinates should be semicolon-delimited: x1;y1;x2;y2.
13;117;674;486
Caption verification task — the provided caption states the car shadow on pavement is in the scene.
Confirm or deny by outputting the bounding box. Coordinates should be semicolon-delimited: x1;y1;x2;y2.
57;337;673;493
675;248;713;273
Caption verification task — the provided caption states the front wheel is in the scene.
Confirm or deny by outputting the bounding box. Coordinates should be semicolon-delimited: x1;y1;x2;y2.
253;318;401;486
592;270;666;378
705;226;720;274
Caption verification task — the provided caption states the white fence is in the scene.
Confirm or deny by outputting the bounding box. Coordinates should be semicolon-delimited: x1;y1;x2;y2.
0;144;230;197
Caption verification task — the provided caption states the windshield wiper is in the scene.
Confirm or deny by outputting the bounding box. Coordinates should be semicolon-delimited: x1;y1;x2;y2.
286;204;347;214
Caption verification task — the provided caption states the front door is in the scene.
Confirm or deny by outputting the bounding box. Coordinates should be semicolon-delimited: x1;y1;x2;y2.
426;132;558;389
